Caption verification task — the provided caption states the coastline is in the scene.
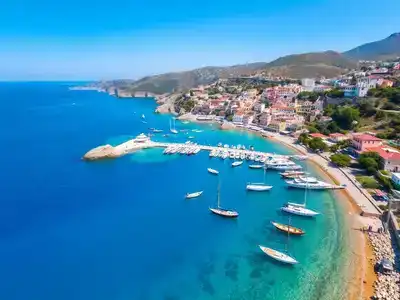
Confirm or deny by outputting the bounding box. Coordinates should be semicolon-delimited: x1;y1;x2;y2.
266;133;376;300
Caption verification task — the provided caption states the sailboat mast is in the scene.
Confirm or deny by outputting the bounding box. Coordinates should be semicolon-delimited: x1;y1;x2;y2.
217;181;221;208
285;216;291;253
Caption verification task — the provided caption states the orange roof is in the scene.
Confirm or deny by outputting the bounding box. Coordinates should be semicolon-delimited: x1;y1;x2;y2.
353;134;381;142
364;146;400;160
329;133;345;137
310;133;327;138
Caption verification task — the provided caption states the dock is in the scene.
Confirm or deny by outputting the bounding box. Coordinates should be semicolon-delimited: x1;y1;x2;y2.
83;133;292;161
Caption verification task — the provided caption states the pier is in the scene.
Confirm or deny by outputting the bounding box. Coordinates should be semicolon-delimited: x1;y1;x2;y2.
83;133;293;161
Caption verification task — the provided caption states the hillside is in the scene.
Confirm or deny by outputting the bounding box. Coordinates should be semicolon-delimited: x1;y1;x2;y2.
344;33;400;60
264;51;357;78
94;33;400;94
106;63;268;95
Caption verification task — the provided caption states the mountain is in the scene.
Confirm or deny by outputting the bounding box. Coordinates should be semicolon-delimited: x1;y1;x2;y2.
95;33;400;95
343;33;400;60
105;63;268;95
263;51;357;78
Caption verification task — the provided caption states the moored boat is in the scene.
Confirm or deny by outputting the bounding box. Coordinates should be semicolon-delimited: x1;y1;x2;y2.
207;168;219;175
281;204;319;217
258;245;298;265
232;161;243;167
271;221;305;235
209;182;238;218
246;184;273;191
249;164;263;169
185;191;203;199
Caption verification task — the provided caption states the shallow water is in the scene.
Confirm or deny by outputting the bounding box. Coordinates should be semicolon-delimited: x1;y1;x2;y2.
0;82;348;300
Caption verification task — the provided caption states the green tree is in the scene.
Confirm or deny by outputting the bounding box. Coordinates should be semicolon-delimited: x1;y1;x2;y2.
327;89;345;98
329;144;340;153
358;152;381;174
332;106;360;130
308;137;328;152
297;133;310;145
323;104;335;117
330;153;351;167
358;100;376;117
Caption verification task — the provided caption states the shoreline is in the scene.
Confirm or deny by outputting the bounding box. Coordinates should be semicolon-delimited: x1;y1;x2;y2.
265;133;376;300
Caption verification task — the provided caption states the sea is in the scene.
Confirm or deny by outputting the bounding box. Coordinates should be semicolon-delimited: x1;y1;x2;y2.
0;82;350;300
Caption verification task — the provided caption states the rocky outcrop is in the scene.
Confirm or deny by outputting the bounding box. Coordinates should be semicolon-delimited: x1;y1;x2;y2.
369;232;400;300
82;145;120;161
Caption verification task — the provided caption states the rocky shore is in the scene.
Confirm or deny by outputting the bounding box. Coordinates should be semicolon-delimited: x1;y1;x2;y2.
369;231;400;300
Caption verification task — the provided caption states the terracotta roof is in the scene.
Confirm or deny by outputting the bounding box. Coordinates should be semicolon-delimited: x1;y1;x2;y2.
310;133;327;138
364;146;400;160
329;133;345;137
353;134;382;142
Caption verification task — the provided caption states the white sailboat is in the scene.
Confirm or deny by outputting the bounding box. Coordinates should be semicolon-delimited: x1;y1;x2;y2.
281;180;319;217
246;168;273;191
259;217;298;265
209;182;238;218
170;118;178;134
185;191;203;199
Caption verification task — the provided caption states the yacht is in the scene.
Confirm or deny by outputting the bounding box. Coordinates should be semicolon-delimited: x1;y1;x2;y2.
286;177;343;190
235;153;240;159
269;164;303;171
259;246;298;265
249;164;263;169
240;153;246;160
208;168;219;175
229;152;235;159
222;152;229;160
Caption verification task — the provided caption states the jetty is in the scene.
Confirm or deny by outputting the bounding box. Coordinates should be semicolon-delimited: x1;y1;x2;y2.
83;133;291;161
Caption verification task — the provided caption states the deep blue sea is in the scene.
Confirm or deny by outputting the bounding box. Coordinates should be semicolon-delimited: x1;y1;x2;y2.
0;82;349;300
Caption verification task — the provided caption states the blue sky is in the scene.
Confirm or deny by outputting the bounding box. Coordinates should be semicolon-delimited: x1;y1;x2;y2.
1;0;399;80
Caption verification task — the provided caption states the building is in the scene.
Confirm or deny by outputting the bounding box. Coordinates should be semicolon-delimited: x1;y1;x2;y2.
329;133;348;143
391;173;400;186
313;85;332;93
232;113;244;123
351;134;382;153
267;120;286;132
301;78;315;91
296;100;314;115
378;79;394;88
364;145;400;172
309;133;327;139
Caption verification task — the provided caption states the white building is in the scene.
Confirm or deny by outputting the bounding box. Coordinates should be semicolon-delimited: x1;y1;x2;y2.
391;173;400;186
301;78;315;91
232;113;244;123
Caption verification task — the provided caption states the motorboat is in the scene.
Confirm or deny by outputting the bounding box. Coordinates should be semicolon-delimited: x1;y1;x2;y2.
246;184;273;191
208;168;219;175
229;152;235;159
249;164;263;169
235;153;240;159
240;153;246;160
232;161;243;167
271;222;305;235
258;246;298;265
280;171;305;178
285;178;341;189
268;164;302;171
185;191;203;199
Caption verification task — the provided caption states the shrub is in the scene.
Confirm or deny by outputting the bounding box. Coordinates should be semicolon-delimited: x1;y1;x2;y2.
330;153;351;167
356;176;379;189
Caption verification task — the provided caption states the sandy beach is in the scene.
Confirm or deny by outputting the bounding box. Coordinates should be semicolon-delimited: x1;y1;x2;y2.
266;133;379;300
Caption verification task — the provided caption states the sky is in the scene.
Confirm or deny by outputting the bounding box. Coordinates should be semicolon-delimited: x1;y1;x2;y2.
1;0;400;81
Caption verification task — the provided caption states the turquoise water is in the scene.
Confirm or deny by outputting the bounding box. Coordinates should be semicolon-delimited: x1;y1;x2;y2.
0;82;348;300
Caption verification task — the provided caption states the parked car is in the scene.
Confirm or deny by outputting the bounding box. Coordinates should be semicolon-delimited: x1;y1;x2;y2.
375;258;394;274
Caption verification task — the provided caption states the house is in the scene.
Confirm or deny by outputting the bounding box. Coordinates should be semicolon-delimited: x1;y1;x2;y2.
267;120;286;132
329;133;348;143
391;173;400;186
309;133;327;139
232;113;244;123
364;145;400;172
352;134;382;153
378;79;394;88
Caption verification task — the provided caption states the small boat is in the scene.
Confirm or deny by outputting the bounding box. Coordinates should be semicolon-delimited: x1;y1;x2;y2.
209;182;238;218
141;120;148;124
232;161;243;167
271;221;305;235
280;171;305;178
246;184;273;191
249;164;263;169
229;152;235;159
240;153;246;160
185;191;203;199
246;168;273;191
258;246;298;265
182;121;189;124
208;168;219;175
141;114;145;119
188;136;195;139
152;129;163;133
